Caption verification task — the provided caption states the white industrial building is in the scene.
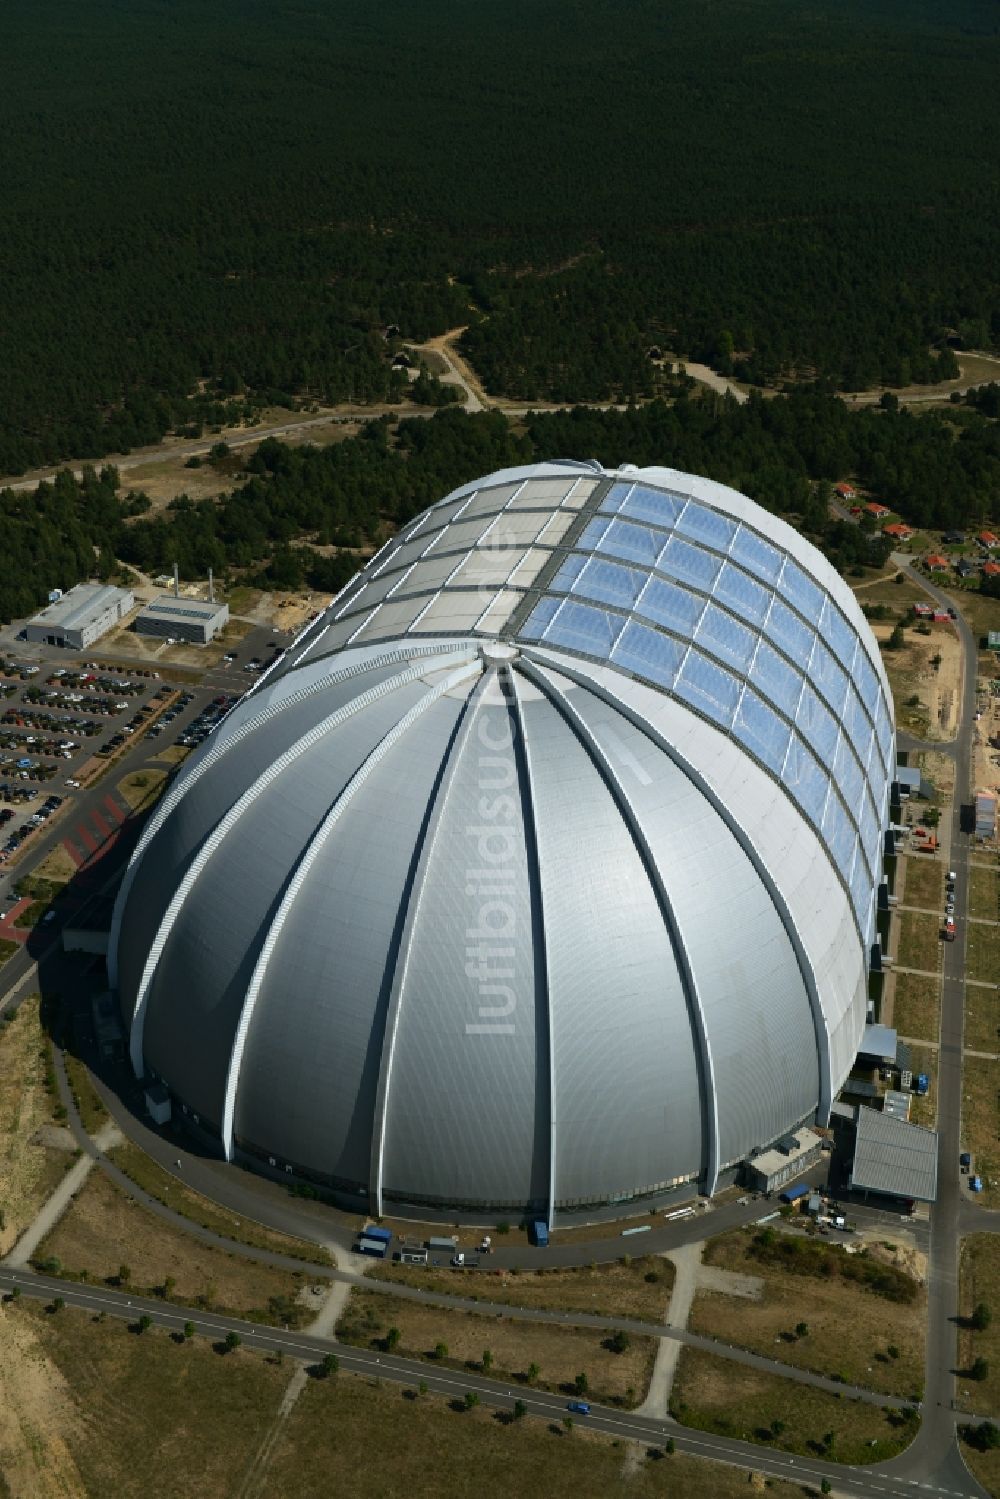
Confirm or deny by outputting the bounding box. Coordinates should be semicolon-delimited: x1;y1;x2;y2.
25;583;134;650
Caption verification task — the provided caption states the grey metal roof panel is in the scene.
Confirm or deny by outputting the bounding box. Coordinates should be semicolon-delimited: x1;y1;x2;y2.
517;686;703;1205
29;582;130;631
850;1106;938;1201
379;678;550;1208
235;689;470;1184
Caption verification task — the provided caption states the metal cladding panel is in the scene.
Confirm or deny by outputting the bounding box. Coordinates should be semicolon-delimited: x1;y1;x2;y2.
380;683;549;1208
518;691;703;1204
141;691;418;1121
115;672;432;1012
234;691;469;1184
557;679;818;1166
534;657;864;1079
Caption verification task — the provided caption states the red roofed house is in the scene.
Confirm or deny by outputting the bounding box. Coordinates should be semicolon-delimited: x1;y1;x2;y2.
979;531;999;549
983;561;1000;578
925;554;950;573
866;502;891;520
884;523;914;540
835;482;857;499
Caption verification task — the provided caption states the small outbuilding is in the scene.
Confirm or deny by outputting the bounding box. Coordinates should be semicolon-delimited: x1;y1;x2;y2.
745;1128;823;1194
849;1105;938;1204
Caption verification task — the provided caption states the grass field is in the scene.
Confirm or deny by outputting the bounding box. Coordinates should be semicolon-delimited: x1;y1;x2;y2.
891;971;941;1043
267;1365;806;1499
958;1236;1000;1417
108;1139;332;1267
961;1059;1000;1207
964;986;999;1056
0;937;17;966
367;1257;673;1321
22;1300;288;1499
692;1230;924;1398
338;1288;656;1408
669;1348;917;1463
62;1052;109;1136
5;1300;808;1499
31;843;78;886
902;857;944;911
961;1440;1000;1498
969;865;999;923
897;909;942;974
0;996;73;1258
966;921;1000;986
906;1042;939;1128
116;767;167;812
36;1167;314;1327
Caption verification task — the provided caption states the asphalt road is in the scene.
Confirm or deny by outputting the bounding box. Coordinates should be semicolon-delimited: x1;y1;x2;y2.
0;1265;973;1499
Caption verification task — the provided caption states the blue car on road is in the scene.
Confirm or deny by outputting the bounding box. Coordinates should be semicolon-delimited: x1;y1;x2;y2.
567;1400;591;1415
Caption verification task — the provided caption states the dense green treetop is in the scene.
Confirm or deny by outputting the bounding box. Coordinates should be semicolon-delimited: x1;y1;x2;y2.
1;0;997;472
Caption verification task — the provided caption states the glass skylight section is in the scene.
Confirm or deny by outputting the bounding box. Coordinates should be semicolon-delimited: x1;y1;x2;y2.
569;557;646;610
656;535;723;592
782;735;830;828
675;651;741;724
764;597;814;669
597;518;665;569
616;484;685;529
636;577;706;637
714;561;771;625
796;685;839;764
733;689;791;775
543;601;624;658
612;620;685;690
696;604;756;673
749;639;802;720
778;558;823;620
731;525;783;584
675;502;737;553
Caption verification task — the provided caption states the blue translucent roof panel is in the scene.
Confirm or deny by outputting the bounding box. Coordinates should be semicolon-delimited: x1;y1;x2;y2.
783;734;830;828
765;597;814;669
731;524;784;584
611;620;686;690
749;639;802;720
619;484;685;528
657;535;723;592
733;689;792;776
597;518;664;569
714;561;771;625
636;577;707;637
796;685;839;764
675;501;737;553
544;600;624;657
779;558;824;621
676;650;741;724
696;603;756;673
569;556;646;610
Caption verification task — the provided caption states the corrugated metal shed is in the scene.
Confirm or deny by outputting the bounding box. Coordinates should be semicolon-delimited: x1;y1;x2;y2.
882;1089;911;1121
850;1105;937;1202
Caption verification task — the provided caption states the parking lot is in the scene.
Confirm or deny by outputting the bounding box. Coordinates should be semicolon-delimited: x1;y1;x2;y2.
0;622;290;919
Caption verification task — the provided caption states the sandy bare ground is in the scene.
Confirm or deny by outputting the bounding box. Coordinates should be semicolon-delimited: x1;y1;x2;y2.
872;619;963;741
0;1304;86;1499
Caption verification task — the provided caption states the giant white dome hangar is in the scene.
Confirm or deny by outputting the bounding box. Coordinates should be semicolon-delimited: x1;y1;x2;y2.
109;461;894;1222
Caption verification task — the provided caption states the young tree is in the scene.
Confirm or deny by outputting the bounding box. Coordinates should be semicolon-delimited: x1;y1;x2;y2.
224;1331;242;1354
971;1302;992;1332
971;1357;989;1382
574;1372;589;1395
513;1399;527;1420
118;1264;131;1287
482;1348;493;1371
52;1297;65;1313
385;1326;401;1351
795;1322;809;1339
320;1353;339;1378
463;1391;479;1412
527;1362;540;1384
137;1314;152;1335
183;1321;195;1340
